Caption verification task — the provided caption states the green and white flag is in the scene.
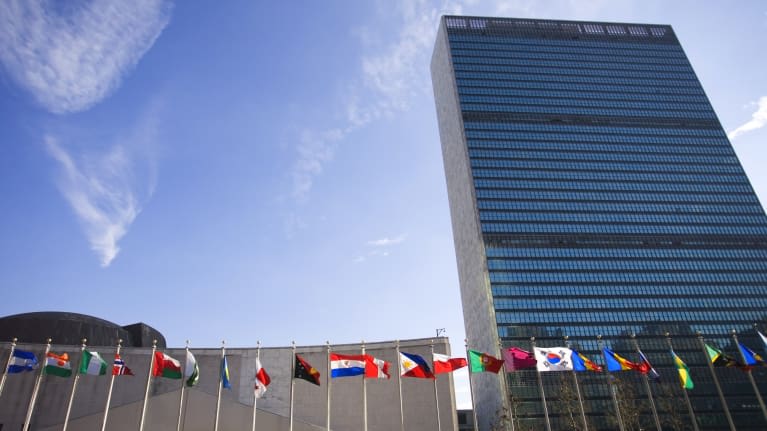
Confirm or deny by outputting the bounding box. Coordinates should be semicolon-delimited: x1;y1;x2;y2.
185;350;200;387
45;352;73;377
80;350;108;375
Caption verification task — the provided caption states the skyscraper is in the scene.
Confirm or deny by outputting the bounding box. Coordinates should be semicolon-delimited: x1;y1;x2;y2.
432;16;767;431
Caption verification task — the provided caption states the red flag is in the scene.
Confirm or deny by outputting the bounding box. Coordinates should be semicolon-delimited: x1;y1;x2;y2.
433;353;468;374
255;358;270;398
503;347;537;371
113;353;134;376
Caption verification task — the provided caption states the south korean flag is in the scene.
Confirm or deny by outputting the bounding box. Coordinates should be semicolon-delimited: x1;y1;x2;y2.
533;347;574;372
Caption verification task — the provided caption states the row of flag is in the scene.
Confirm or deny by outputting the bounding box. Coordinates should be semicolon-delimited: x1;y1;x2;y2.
3;347;475;395
465;335;767;393
6;339;766;392
4;336;766;431
7;350;133;378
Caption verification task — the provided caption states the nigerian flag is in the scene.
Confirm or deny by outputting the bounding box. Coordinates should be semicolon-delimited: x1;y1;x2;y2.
80;350;108;375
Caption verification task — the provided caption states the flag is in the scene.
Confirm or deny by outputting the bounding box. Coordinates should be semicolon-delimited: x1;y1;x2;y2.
468;350;504;373
365;356;390;379
255;358;270;398
571;349;602;372
400;352;435;379
502;347;536;371
221;356;231;389
637;349;660;380
671;350;694;390
602;348;642;372
294;354;320;385
153;352;182;379
704;344;743;368
45;352;72;377
185;350;199;387
330;353;366;378
533;347;574;372
113;354;133;376
432;353;467;374
758;330;767;352
738;342;765;367
79;350;108;376
8;349;38;373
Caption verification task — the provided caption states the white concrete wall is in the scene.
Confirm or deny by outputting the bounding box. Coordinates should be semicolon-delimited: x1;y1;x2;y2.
0;337;457;431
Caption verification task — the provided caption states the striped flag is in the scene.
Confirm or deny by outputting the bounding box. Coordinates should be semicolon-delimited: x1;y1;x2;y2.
602;348;644;372
79;350;108;375
113;353;134;376
8;349;38;373
221;356;231;389
432;353;467;374
671;350;693;390
572;349;602;372
45;352;72;377
153;352;182;379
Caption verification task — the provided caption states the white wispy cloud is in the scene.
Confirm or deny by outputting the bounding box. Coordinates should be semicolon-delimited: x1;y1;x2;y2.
292;128;344;201
729;96;767;141
46;104;161;267
286;0;570;228
288;1;463;203
0;0;172;114
355;0;464;123
368;234;407;247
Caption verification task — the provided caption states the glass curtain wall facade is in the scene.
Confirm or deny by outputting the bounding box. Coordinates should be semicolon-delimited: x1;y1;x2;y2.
431;16;767;431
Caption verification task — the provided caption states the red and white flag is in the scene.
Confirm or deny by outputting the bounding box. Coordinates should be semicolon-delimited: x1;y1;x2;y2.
255;358;271;398
153;352;182;379
432;353;468;374
365;356;391;379
113;353;134;376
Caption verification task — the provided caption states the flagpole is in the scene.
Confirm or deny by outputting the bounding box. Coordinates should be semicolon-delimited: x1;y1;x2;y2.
63;338;87;431
214;340;225;431
529;337;551;431
139;339;157;431
361;340;368;431
325;340;331;431
665;333;699;431
497;340;514;431
430;341;442;431
253;340;261;431
732;329;767;422
289;341;296;431
0;337;17;398
597;335;625;431
101;338;122;431
564;336;588;431
396;340;405;431
177;340;189;431
23;337;51;431
630;334;661;431
464;339;479;431
696;331;736;431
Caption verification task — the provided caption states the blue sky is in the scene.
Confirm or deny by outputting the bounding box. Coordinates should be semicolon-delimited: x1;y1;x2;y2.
1;0;766;409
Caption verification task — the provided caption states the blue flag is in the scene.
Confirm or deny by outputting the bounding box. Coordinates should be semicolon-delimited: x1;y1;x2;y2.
571;349;602;372
221;356;231;389
738;342;764;366
8;349;38;373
